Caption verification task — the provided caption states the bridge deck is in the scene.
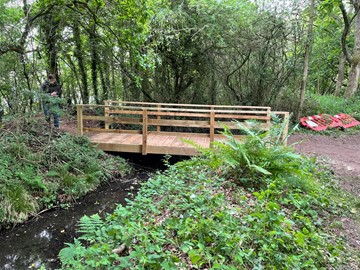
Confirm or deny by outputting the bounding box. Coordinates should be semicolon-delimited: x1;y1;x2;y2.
89;132;216;156
78;101;289;156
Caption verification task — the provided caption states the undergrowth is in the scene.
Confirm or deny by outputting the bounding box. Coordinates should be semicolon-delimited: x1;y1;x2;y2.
0;118;131;227
59;123;357;269
303;94;360;120
296;94;360;135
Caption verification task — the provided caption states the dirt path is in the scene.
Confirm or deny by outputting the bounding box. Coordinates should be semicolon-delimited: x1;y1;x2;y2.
288;132;360;256
288;133;360;196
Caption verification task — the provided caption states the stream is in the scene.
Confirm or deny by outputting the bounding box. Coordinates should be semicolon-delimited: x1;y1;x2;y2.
0;153;181;270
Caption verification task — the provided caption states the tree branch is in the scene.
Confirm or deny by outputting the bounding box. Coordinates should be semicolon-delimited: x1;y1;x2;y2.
339;2;357;64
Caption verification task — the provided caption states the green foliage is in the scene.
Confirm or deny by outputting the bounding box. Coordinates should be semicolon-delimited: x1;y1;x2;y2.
191;122;310;191
59;126;349;269
302;93;360;120
0;123;131;226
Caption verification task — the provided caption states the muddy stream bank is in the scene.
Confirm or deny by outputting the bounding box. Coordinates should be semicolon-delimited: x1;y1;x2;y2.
0;154;186;270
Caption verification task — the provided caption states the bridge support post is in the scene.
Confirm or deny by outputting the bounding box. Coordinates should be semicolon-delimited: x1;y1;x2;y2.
210;106;215;147
104;100;110;129
157;104;161;132
142;109;148;155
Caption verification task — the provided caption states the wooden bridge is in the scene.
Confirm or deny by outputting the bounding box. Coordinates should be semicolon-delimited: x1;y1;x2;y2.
77;101;289;156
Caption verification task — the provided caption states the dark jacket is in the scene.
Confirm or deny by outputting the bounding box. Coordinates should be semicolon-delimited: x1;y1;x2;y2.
41;80;62;97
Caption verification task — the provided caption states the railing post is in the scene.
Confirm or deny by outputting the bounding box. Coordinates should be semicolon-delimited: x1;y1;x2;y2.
157;104;161;132
104;100;110;130
77;105;83;136
266;107;271;131
210;106;215;146
282;112;289;145
142;109;148;155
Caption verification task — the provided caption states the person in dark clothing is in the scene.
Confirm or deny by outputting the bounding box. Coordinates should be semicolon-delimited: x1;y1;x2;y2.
41;74;62;128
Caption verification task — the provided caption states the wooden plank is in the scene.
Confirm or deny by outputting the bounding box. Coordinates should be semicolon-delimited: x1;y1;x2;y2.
108;109;269;117
213;122;269;130
110;100;271;110
103;105;270;114
83;115;141;123
80;104;270;114
122;133;142;145
214;114;270;120
142;109;148;155
148;111;211;118
157;104;161;132
166;136;180;147
146;108;270;114
104;100;110;129
89;133;114;142
108;117;142;125
148;119;210;128
210;107;215;143
83;115;107;121
77;105;83;136
273;111;290;144
266;108;271;131
84;128;142;134
107;109;144;115
146;145;199;156
282;112;289;144
94;143;142;153
106;134;133;144
149;131;209;137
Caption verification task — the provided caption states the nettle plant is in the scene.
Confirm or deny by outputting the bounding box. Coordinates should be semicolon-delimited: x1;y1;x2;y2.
59;122;345;269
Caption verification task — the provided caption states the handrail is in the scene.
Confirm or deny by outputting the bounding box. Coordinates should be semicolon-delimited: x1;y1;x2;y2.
77;103;290;152
104;100;271;110
79;104;270;114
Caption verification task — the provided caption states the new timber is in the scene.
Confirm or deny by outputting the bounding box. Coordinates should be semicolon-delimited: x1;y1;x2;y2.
77;101;289;156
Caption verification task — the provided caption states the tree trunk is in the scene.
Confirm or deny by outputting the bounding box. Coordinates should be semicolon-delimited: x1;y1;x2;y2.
345;1;360;98
334;52;346;96
99;62;107;102
90;25;99;104
297;0;315;120
73;23;89;103
43;14;59;76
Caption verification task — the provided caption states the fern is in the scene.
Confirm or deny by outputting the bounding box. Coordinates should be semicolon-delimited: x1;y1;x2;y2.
78;214;105;242
59;239;87;269
197;121;314;190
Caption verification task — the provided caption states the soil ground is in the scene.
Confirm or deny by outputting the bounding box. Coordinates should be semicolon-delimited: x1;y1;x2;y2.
288;132;360;257
288;132;360;197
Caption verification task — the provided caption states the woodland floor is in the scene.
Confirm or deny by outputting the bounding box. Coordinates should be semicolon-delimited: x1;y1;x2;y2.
59;118;360;255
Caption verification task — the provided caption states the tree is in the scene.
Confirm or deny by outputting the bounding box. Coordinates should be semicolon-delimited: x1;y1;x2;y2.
342;0;360;98
298;0;315;119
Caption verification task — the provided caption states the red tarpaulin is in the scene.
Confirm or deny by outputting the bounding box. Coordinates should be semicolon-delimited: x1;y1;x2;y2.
300;113;359;131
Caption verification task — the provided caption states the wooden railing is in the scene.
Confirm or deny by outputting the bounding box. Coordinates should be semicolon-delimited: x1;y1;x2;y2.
77;101;289;154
